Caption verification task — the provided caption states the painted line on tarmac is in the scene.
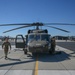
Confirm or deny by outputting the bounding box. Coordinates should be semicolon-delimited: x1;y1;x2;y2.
34;54;38;75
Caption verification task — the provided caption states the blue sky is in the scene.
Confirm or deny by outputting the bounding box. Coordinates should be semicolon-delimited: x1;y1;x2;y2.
0;0;75;37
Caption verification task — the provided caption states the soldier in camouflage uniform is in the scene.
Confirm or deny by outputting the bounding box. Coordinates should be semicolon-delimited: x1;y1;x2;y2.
2;38;11;59
51;37;56;54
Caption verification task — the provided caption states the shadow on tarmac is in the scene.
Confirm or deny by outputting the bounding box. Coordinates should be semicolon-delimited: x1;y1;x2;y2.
0;59;35;67
0;51;73;68
7;57;21;61
36;51;71;62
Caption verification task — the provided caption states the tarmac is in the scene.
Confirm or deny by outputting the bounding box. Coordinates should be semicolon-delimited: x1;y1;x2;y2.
0;42;75;75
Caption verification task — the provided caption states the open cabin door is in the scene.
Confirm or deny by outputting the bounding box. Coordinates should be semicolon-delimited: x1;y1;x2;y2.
15;35;25;48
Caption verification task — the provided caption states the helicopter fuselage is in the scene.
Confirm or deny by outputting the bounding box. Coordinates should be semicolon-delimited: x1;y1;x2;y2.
26;33;51;53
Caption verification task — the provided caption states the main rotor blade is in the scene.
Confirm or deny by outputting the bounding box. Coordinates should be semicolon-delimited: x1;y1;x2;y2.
0;23;31;26
44;25;70;33
3;25;32;33
1;23;75;26
44;23;75;26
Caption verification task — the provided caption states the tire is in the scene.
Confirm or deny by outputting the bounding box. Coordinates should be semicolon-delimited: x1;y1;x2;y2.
25;51;27;54
49;50;53;54
49;48;53;54
24;49;27;54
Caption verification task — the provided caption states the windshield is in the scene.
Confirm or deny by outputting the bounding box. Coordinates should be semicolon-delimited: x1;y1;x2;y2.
28;34;50;41
28;34;40;41
41;34;50;41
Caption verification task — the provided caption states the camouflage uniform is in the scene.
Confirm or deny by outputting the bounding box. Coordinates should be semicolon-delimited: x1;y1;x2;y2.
2;42;11;59
51;37;56;53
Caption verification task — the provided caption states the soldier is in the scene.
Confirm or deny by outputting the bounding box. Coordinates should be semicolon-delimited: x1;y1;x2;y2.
51;37;56;54
2;37;11;59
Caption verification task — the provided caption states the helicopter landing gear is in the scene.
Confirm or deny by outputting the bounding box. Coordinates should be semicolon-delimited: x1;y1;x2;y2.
23;49;27;54
49;48;55;54
49;48;61;55
49;50;52;54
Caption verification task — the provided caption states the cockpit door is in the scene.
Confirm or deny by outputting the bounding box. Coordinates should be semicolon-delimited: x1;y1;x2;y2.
15;35;25;48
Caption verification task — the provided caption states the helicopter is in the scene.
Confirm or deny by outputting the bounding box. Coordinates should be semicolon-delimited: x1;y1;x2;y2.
0;22;75;54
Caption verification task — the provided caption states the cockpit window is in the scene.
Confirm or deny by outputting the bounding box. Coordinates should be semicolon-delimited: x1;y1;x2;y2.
28;34;40;41
28;34;50;41
41;34;50;41
36;35;40;40
28;35;34;41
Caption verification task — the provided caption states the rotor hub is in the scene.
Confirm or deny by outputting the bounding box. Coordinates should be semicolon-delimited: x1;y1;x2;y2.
32;22;43;26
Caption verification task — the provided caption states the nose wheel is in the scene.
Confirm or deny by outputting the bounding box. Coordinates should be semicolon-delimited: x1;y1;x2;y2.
23;49;27;54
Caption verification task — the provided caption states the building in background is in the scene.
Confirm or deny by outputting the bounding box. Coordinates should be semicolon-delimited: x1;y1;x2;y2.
54;36;75;41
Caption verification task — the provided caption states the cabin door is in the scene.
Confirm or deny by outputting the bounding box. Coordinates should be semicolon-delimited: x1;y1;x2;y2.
15;35;25;48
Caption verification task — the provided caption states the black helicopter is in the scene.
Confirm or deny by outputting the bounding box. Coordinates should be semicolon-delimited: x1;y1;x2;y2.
0;22;75;54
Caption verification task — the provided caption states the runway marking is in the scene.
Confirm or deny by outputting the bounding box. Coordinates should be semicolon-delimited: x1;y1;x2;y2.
34;54;38;75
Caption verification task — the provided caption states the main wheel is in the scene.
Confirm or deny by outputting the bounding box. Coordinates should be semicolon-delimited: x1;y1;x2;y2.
25;51;27;54
49;50;53;54
49;48;54;54
23;49;27;54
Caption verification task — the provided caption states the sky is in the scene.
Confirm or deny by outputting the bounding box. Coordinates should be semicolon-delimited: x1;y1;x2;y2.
0;0;75;37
